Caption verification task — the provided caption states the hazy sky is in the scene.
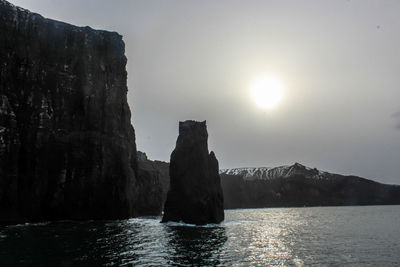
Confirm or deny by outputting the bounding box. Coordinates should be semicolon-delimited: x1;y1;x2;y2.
8;0;400;184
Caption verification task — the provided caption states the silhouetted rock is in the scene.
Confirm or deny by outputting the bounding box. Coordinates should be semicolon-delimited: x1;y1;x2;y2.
0;0;158;224
136;151;169;215
162;120;224;225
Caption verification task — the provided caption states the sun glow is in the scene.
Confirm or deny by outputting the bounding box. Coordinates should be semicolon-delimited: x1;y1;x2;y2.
250;75;284;109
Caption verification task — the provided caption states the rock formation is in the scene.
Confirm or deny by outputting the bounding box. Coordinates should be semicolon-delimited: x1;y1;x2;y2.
136;151;169;215
0;0;158;223
162;120;224;225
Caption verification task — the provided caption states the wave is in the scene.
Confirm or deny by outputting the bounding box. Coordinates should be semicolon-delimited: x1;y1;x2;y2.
9;221;52;228
128;217;243;228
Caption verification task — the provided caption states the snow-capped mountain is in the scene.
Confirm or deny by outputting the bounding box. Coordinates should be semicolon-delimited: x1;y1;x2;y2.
220;162;331;180
220;162;400;209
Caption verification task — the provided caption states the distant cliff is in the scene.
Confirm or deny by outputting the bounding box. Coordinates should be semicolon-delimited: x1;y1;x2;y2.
131;156;400;210
136;151;169;215
0;0;159;223
220;163;400;209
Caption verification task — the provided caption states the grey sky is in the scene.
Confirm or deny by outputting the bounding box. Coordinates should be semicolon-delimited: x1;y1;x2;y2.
8;0;400;184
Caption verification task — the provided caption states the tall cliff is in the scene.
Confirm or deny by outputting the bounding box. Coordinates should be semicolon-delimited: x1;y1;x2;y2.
0;0;154;223
162;120;224;225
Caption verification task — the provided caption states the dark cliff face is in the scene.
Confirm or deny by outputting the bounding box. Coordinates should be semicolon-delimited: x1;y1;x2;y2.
136;151;169;215
162;120;224;225
0;0;152;223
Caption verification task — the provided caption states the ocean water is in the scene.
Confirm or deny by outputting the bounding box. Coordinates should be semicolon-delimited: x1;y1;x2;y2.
1;206;399;266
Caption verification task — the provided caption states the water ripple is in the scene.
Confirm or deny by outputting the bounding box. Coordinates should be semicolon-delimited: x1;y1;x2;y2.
0;206;399;266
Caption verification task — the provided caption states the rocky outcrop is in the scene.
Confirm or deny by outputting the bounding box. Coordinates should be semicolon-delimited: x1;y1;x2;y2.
136;151;169;215
0;0;156;223
221;163;400;209
162;120;224;225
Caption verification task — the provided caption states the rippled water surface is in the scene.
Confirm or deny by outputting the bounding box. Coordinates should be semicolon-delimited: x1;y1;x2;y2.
1;206;400;266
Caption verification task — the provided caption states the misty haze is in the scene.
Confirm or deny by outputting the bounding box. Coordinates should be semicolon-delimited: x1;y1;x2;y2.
0;0;399;266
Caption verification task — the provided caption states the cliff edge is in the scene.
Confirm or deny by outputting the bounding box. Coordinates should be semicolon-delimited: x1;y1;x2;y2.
0;0;155;223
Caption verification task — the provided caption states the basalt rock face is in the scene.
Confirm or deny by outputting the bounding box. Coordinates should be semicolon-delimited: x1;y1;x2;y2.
0;0;147;223
136;151;169;215
162;120;224;225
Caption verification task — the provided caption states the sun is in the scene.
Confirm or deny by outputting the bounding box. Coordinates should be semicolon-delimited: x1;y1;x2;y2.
250;75;284;109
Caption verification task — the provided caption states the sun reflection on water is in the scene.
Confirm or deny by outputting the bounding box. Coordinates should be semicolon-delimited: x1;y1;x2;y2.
223;209;309;266
1;206;399;266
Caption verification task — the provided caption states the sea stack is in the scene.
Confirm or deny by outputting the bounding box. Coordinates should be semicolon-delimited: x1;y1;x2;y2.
162;120;224;225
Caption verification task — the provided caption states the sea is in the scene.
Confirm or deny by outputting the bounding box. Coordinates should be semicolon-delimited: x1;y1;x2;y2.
1;206;399;266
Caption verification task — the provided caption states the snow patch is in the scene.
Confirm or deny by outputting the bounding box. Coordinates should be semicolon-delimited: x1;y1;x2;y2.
220;163;333;180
